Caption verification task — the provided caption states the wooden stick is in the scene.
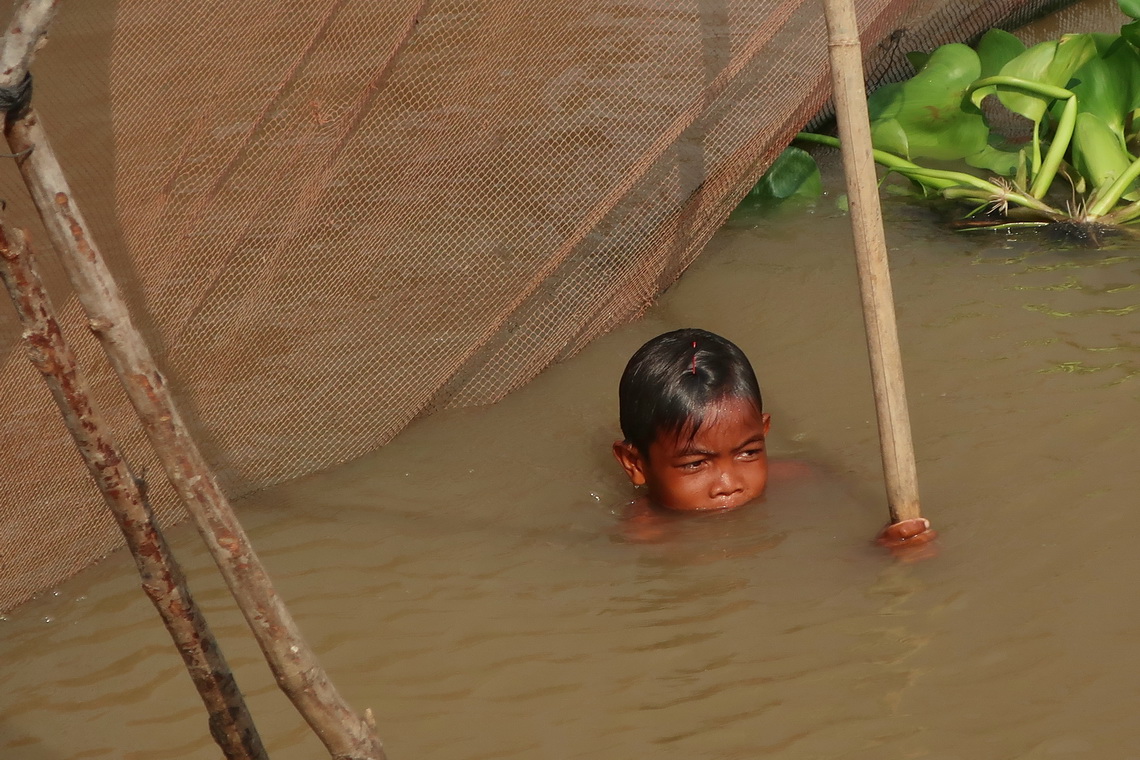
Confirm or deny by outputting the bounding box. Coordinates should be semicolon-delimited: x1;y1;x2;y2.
0;3;385;758
4;113;386;760
0;0;57;81
822;0;924;526
0;224;268;760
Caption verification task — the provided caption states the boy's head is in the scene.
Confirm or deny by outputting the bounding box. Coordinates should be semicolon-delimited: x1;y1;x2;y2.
613;328;770;511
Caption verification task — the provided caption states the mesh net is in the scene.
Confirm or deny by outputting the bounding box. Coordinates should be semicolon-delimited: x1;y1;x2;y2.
0;0;1088;611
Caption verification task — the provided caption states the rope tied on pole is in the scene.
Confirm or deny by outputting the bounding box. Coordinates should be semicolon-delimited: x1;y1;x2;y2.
0;72;33;160
0;71;32;119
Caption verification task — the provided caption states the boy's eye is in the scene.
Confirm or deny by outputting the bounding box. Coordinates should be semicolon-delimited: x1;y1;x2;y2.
738;447;764;460
676;459;705;471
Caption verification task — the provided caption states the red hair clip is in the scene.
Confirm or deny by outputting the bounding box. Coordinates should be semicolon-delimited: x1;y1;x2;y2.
691;340;697;374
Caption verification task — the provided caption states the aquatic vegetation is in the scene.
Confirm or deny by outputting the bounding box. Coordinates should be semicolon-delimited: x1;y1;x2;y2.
743;145;821;206
782;0;1140;236
733;145;821;217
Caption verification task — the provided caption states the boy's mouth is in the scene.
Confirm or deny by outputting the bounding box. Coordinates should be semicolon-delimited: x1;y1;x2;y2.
685;492;758;511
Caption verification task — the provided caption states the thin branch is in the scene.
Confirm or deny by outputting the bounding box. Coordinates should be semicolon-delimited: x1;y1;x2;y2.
0;224;268;760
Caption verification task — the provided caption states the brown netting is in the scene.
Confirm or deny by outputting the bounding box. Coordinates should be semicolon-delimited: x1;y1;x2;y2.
0;0;1092;611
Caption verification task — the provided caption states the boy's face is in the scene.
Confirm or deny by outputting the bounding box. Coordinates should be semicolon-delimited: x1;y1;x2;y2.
613;397;771;512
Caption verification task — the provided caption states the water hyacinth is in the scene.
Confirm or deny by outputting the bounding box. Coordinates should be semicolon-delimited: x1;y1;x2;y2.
762;1;1140;238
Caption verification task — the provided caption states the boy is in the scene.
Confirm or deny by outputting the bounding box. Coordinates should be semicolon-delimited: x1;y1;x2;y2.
612;327;934;553
612;328;770;512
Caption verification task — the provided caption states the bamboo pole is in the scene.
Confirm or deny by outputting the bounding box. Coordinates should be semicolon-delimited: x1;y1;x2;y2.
0;3;385;759
821;0;932;539
0;225;268;760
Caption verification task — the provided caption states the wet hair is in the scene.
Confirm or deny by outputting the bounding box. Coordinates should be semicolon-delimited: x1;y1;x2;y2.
618;328;762;456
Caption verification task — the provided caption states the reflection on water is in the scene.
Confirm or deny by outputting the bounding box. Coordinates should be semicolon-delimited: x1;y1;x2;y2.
3;157;1140;759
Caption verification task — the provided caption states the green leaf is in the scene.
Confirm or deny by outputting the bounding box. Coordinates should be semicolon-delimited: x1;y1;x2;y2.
965;143;1021;175
996;42;1059;122
1123;19;1140;49
969;31;1026;114
867;81;914;157
906;51;930;71
1051;34;1100;86
869;117;910;158
1072;111;1134;193
1121;0;1140;20
867;80;903;121
1060;34;1140;138
868;43;989;161
741;146;822;210
977;29;1025;78
998;35;1097;123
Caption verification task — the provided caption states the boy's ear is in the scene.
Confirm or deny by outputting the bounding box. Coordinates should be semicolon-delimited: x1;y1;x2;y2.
612;440;647;486
762;413;771;436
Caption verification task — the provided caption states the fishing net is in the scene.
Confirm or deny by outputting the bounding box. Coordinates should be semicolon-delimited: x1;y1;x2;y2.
0;0;1094;611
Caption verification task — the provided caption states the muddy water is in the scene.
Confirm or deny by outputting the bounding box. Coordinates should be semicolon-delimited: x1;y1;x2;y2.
3;155;1140;759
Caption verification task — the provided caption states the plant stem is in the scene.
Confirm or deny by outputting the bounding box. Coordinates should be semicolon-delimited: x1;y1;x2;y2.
1100;197;1140;223
794;132;956;189
968;76;1075;104
896;167;1057;213
795;132;1061;215
956;221;1052;230
1090;152;1140;217
1031;95;1077;198
966;76;1077;199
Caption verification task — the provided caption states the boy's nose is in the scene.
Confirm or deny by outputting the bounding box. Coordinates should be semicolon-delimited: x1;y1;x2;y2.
711;466;744;497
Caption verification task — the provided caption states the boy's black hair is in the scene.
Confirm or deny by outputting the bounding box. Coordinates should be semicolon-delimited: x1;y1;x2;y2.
618;327;762;456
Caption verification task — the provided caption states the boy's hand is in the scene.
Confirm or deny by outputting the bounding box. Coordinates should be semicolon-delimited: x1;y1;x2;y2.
876;518;937;561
